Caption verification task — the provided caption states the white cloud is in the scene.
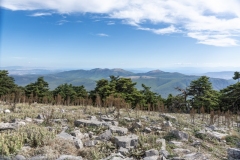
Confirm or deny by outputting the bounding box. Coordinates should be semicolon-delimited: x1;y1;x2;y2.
30;12;52;17
107;21;115;25
97;33;109;37
2;0;240;46
57;20;69;25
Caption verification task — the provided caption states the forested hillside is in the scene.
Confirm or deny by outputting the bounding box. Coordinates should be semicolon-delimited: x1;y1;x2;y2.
1;70;240;113
11;68;235;98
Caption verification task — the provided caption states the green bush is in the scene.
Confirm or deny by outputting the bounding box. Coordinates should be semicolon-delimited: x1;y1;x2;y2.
0;124;56;156
225;135;240;147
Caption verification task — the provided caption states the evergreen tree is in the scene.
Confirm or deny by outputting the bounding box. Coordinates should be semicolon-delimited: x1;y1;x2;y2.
0;70;17;97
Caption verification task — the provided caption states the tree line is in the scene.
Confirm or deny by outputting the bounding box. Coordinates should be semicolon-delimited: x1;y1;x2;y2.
0;70;240;114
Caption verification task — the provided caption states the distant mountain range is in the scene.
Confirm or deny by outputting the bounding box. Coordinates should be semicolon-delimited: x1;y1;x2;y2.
8;68;236;98
200;71;235;80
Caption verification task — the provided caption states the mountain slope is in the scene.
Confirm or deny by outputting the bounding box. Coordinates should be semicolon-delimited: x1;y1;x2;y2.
10;68;235;98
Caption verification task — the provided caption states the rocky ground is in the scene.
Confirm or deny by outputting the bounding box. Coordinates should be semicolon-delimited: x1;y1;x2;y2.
0;103;240;160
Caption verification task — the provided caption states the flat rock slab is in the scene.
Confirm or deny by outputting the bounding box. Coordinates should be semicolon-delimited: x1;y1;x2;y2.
56;155;83;160
110;125;128;135
114;134;138;149
169;141;183;147
171;130;189;141
74;119;104;127
207;131;228;140
57;131;74;141
0;122;25;131
183;152;210;160
143;156;160;160
101;115;115;121
145;149;159;157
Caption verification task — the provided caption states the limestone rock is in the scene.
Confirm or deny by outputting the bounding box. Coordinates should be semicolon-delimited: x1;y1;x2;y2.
160;150;169;159
156;139;166;150
110;125;128;135
143;156;160;160
74;138;83;149
70;130;84;140
84;140;98;147
228;148;240;160
74;119;104;127
96;130;112;141
159;114;177;122
169;141;183;147
114;134;138;149
56;155;83;160
144;127;152;133
145;149;159;157
12;155;26;160
4;109;11;113
183;152;210;160
171;130;189;141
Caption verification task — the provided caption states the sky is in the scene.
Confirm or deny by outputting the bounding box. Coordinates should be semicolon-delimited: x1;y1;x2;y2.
1;0;240;73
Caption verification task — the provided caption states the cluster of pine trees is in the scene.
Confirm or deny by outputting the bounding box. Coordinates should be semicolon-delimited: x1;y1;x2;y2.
0;70;240;114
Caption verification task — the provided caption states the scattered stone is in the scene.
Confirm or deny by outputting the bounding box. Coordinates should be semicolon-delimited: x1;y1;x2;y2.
111;121;119;126
143;156;160;160
70;130;84;140
156;139;166;150
25;117;32;122
208;125;218;131
57;131;74;141
151;126;161;131
114;134;138;149
160;150;169;159
101;115;115;121
74;138;83;149
12;155;26;160
132;121;142;129
163;121;172;128
228;148;240;160
207;131;228;141
192;140;201;147
33;119;44;124
0;122;17;130
88;131;94;138
84;140;98;147
57;155;83;160
96;130;112;141
141;116;149;121
171;130;189;141
118;147;129;156
145;149;159;157
29;155;48;160
4;109;11;113
36;114;45;119
124;117;134;122
102;153;125;160
173;148;191;154
110;125;128;135
159;113;177;122
183;152;210;160
74;119;104;127
169;141;183;147
144;127;152;133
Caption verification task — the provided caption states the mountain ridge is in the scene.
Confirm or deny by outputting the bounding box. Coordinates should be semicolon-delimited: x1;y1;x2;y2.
9;68;235;98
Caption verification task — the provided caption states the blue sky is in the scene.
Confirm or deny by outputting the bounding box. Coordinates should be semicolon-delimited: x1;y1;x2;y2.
1;0;240;73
